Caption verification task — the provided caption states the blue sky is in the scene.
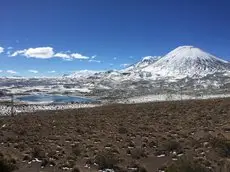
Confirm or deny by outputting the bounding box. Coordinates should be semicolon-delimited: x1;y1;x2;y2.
1;0;230;76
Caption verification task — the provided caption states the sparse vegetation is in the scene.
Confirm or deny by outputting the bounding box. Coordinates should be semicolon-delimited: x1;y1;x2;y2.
31;146;46;159
210;136;230;157
161;140;182;152
130;148;147;159
118;126;128;134
0;153;17;172
72;166;81;172
72;145;81;157
1;98;230;171
95;150;119;170
165;158;210;172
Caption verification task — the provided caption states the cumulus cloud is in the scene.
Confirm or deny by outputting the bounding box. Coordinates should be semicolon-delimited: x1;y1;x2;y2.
0;47;4;53
7;70;17;74
28;69;39;74
54;53;70;59
0;70;2;73
71;53;89;59
25;47;54;58
11;47;54;58
11;47;90;60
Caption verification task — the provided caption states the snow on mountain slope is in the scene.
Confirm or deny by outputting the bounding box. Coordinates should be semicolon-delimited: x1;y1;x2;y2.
142;46;230;79
123;56;161;72
66;46;230;81
65;70;101;79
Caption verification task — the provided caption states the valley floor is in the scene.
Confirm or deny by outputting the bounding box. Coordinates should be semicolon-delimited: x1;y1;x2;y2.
121;93;230;104
1;93;230;116
1;98;230;171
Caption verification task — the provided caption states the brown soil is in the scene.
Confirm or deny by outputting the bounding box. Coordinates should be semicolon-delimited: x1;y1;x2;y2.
1;98;230;172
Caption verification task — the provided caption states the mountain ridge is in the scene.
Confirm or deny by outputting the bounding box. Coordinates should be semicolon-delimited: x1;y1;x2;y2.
67;46;230;80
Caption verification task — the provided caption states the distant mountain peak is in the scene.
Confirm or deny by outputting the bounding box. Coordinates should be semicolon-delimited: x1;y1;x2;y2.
123;56;161;72
64;70;101;78
142;46;230;78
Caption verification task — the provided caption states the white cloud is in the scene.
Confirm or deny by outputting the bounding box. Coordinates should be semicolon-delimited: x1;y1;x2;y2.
54;53;71;59
7;70;17;74
0;70;2;73
0;47;4;54
28;70;39;74
11;50;26;57
89;59;101;63
120;63;130;68
11;47;90;60
55;52;90;60
48;70;56;73
91;55;97;59
71;53;89;59
11;47;54;58
7;47;13;50
24;47;54;58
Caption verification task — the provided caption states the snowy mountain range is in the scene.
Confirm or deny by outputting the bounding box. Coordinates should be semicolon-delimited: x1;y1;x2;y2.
67;46;230;80
1;46;230;100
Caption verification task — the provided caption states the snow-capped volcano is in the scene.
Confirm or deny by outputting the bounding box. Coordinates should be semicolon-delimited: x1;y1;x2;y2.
142;46;230;78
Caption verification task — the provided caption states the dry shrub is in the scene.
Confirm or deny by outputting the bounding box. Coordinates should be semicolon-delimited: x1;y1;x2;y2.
0;153;18;172
118;127;128;134
130;148;147;159
161;140;182;152
72;145;81;157
71;166;81;172
210;136;230;157
95;150;119;170
31;146;46;159
165;158;210;172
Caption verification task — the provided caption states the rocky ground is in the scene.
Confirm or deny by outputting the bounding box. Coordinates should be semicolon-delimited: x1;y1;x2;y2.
0;103;101;116
1;98;230;172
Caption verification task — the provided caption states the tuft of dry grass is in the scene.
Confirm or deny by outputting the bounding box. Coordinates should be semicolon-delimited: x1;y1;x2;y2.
0;153;18;172
165;158;210;172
